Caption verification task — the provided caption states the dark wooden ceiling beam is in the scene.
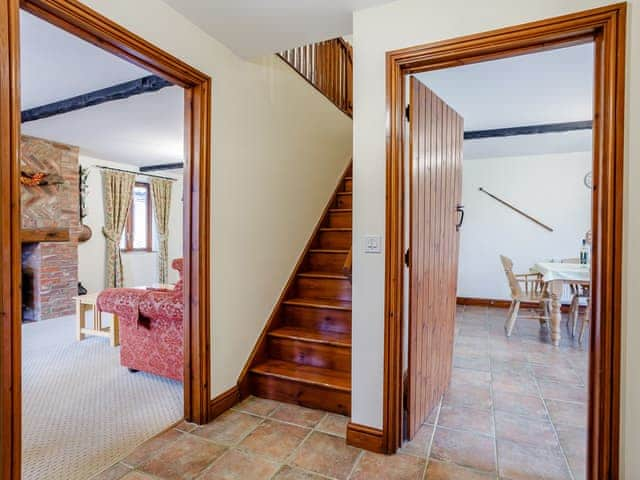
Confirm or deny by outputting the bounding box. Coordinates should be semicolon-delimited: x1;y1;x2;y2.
139;162;184;172
21;75;172;123
464;120;592;140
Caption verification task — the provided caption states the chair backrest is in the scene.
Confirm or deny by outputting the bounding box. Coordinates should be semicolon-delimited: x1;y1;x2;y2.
499;255;522;299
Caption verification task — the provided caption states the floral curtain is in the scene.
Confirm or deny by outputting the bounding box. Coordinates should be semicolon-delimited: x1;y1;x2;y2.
151;178;173;283
101;170;135;288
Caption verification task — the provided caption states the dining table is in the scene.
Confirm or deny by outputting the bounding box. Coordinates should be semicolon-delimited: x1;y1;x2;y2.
530;261;591;346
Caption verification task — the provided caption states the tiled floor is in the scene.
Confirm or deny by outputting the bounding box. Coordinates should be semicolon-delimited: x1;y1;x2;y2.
94;306;587;480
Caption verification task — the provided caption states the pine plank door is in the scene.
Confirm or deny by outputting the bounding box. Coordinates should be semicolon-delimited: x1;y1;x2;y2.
407;76;463;438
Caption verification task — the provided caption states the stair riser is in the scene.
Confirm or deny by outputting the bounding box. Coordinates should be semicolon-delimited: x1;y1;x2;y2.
296;277;351;301
325;211;352;228
343;178;352;192
281;305;351;334
306;251;348;272
315;231;351;250
249;373;351;416
268;337;351;372
334;194;352;209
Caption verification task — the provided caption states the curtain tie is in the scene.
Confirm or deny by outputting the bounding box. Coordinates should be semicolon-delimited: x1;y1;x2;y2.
102;227;119;242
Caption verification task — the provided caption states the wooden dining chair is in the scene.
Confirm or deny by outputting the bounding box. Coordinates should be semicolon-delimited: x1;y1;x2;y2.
561;258;590;344
499;255;550;336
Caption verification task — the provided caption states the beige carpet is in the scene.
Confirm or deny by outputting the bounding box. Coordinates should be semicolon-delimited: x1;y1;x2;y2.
22;315;183;480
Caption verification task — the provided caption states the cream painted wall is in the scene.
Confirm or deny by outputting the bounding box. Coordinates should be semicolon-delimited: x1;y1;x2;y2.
77;1;353;396
458;150;592;301
352;0;638;475
77;154;184;293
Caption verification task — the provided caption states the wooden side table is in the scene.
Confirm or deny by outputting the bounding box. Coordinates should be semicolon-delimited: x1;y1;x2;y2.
73;292;119;347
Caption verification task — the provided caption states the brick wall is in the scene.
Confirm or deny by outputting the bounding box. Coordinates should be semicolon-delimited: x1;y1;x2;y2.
21;135;80;321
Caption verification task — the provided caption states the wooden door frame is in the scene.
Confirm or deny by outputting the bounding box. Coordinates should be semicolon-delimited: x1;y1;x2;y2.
0;1;212;478
383;4;626;479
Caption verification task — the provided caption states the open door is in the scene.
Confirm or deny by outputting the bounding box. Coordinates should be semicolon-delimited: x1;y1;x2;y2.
406;76;463;438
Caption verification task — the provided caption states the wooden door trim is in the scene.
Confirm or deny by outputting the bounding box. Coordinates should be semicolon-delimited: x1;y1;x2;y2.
383;5;626;480
0;1;212;478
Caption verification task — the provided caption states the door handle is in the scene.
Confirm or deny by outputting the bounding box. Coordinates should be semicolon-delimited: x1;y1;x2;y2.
456;205;465;231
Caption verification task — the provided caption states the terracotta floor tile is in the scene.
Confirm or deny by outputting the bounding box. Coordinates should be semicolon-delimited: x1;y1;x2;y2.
545;399;586;428
443;383;492;411
199;449;280;480
437;404;493;436
270;403;327;428
316;413;349;437
238;419;310;461
492;390;548;421
450;368;491;388
555;424;586;480
399;423;434;457
121;428;183;467
291;431;361;480
491;372;539;397
175;420;199;433
426;402;441;424
121;473;157;480
192;410;262;445
497;438;571;480
91;463;132;480
494;412;558;448
350;451;425;480
538;381;587;403
489;359;531;376
272;465;328;480
140;434;227;480
430;427;496;473
531;365;583;385
453;354;491;372
235;396;280;417
489;348;528;363
424;459;495;479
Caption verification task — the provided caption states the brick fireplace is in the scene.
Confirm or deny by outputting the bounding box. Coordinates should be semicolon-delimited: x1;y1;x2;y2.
21;135;80;321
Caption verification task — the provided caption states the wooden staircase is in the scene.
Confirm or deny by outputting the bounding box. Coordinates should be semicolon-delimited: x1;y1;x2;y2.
241;164;353;416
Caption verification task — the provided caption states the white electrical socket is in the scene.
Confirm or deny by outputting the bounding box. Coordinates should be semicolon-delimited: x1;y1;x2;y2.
364;235;382;254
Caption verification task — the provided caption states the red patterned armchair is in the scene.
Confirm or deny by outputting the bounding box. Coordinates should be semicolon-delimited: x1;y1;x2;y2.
97;259;184;381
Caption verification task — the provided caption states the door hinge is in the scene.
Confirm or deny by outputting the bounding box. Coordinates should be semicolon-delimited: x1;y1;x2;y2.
405;105;410;122
404;248;410;267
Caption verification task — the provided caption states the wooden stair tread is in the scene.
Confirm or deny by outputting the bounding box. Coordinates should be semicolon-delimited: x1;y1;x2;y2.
329;208;352;213
269;326;351;347
283;297;352;311
309;249;349;253
336;192;351;196
251;360;351;392
319;227;352;232
298;271;349;280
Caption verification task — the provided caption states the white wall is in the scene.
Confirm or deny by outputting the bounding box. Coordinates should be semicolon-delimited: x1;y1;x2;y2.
351;0;639;476
77;0;353;396
77;154;183;293
458;149;592;300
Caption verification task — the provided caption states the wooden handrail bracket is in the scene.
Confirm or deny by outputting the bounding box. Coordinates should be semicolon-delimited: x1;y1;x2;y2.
478;187;553;232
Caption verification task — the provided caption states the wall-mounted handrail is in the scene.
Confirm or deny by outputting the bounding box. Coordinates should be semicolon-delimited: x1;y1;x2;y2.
278;38;353;118
478;187;553;232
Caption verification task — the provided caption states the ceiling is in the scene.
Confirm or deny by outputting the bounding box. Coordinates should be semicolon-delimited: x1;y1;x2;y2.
162;0;388;58
414;43;594;130
20;11;184;168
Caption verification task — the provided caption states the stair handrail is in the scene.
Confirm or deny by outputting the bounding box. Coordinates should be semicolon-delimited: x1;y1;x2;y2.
278;38;353;118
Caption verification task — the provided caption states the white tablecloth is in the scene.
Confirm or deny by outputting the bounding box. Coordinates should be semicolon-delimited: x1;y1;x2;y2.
531;262;591;283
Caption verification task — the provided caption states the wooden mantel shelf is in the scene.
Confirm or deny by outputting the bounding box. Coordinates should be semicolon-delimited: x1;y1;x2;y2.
21;228;70;243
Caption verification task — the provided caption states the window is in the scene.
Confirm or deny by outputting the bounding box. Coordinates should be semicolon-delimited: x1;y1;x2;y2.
121;182;152;252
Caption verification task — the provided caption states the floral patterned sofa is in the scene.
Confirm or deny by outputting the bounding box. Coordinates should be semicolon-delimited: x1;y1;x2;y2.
97;259;184;381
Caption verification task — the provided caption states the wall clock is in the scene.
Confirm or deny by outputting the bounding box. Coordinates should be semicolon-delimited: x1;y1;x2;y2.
584;171;593;189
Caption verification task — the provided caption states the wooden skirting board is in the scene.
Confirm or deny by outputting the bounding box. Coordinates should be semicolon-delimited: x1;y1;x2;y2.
208;386;240;420
346;422;385;453
457;296;584;313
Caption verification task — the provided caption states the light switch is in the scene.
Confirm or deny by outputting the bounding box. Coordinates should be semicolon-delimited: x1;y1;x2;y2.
364;235;382;254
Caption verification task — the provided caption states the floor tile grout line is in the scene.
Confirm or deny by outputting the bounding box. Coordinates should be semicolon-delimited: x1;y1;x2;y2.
345;450;365;480
421;395;442;479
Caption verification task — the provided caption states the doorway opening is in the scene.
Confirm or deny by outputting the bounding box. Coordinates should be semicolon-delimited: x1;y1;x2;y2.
0;1;211;479
383;5;625;480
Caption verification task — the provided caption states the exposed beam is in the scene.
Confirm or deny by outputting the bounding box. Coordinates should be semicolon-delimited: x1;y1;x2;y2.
464;120;592;140
139;162;184;172
21;75;172;123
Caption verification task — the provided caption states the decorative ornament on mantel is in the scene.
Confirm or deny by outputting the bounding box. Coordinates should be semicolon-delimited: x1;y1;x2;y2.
78;165;93;243
20;169;65;187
